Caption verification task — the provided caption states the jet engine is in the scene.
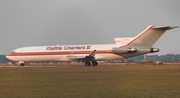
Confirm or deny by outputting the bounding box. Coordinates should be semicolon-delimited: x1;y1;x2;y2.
150;48;159;53
112;47;159;54
112;47;137;53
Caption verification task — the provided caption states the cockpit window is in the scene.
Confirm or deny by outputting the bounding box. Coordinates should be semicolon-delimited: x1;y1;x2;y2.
11;51;15;53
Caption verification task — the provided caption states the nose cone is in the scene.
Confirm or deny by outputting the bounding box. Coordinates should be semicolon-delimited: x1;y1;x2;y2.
6;53;12;60
6;52;17;61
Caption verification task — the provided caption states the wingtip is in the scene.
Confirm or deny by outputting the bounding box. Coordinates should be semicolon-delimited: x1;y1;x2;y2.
169;26;179;29
174;26;179;28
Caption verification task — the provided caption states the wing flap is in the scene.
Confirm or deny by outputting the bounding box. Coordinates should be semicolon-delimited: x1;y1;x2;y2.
66;50;96;61
67;55;86;60
88;50;96;56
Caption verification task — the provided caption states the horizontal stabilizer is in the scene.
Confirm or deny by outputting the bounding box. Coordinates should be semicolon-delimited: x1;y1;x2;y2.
152;26;178;30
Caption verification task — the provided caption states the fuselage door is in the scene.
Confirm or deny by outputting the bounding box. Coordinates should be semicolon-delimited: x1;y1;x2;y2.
19;48;23;56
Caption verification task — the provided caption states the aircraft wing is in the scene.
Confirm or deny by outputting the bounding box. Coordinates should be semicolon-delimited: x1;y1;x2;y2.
88;50;96;56
66;50;96;61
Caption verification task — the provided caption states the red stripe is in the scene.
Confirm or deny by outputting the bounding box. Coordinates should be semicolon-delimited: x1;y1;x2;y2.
7;50;115;56
7;50;126;58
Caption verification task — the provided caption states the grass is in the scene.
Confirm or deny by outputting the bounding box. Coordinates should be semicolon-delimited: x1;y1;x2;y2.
0;65;180;98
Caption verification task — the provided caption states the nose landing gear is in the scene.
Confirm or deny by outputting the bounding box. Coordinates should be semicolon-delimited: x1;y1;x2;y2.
19;61;25;66
20;63;25;66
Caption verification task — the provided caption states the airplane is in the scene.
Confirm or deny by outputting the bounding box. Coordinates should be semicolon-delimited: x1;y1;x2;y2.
6;25;178;66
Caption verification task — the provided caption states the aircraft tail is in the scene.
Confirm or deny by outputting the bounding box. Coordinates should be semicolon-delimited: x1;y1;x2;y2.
127;25;178;48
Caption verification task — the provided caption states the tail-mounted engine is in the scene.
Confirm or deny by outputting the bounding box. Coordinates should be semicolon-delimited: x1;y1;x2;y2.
150;48;159;53
111;47;159;54
112;47;137;53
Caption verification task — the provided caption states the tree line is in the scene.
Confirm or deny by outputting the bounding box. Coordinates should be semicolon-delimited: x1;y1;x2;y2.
127;54;180;62
0;55;11;63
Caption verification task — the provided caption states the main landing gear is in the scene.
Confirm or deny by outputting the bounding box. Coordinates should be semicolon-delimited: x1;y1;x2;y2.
19;61;25;66
20;63;25;66
85;61;98;66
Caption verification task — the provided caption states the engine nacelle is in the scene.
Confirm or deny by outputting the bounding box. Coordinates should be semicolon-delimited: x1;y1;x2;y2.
112;47;137;53
150;48;159;53
137;48;159;53
112;47;159;54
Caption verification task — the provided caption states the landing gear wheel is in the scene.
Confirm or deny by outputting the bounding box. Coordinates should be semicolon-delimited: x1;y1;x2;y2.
85;61;91;66
92;61;98;66
20;63;24;66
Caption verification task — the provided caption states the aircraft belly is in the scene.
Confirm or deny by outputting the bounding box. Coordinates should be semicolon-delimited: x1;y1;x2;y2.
95;54;123;60
10;55;64;62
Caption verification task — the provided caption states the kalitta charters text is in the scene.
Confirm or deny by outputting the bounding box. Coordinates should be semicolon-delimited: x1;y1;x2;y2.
46;46;92;50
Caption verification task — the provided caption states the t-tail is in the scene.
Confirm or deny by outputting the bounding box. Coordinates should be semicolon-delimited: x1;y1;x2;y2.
112;25;178;58
127;25;178;48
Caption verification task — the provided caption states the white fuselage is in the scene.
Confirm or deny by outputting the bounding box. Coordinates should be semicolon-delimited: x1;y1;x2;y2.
6;44;125;62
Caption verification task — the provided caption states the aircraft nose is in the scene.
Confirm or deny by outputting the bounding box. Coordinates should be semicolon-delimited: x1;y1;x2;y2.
6;54;11;60
6;52;14;61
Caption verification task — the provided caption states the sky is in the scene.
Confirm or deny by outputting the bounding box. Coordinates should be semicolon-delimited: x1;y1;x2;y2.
0;0;179;55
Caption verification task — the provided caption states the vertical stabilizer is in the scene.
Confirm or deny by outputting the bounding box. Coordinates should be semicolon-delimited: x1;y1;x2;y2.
127;25;178;48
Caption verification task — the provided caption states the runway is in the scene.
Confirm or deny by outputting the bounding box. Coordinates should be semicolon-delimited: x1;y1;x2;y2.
0;65;73;68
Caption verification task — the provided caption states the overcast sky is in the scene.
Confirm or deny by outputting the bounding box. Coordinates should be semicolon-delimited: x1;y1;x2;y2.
0;0;179;55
